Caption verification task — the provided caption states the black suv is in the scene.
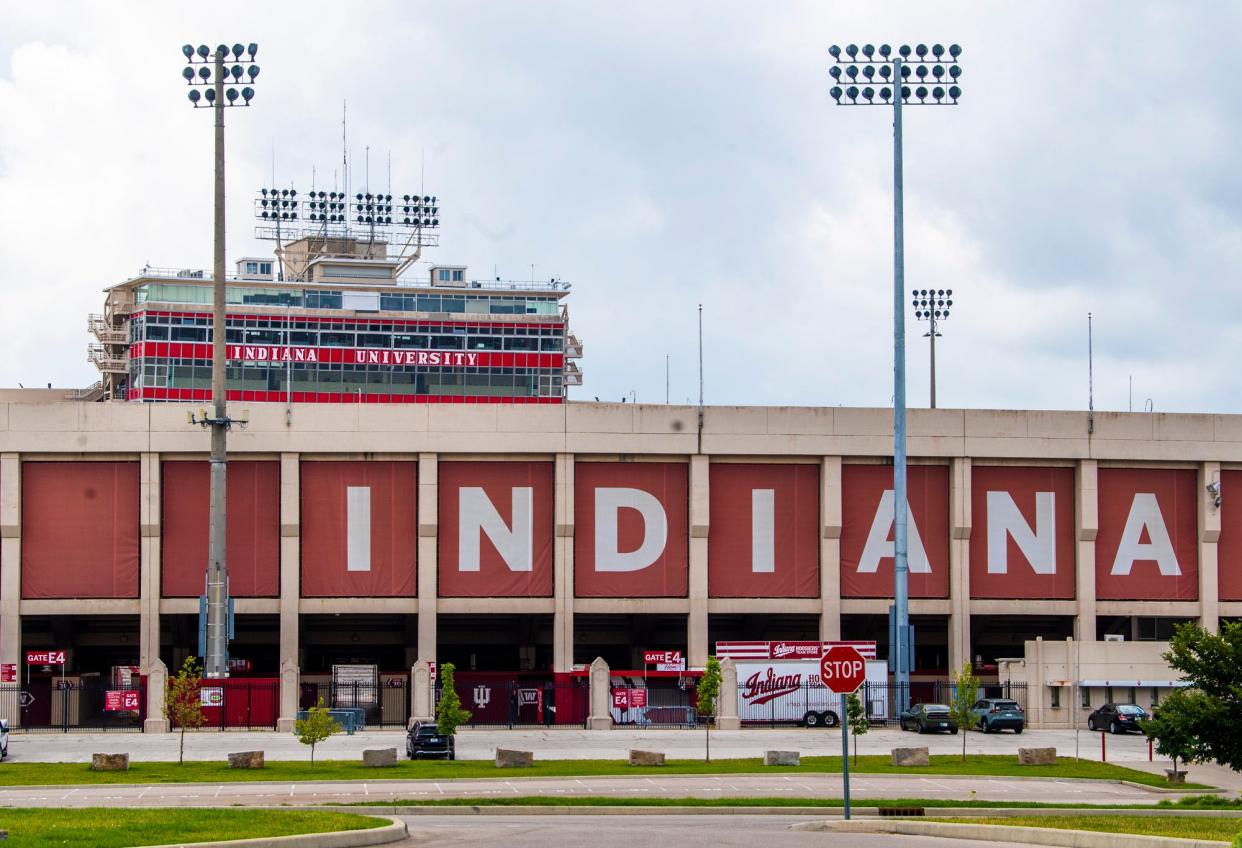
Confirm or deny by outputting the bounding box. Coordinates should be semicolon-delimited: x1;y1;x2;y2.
406;721;456;760
899;703;958;734
1087;703;1148;734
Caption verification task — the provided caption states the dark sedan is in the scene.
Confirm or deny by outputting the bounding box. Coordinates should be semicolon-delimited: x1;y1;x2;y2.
1087;703;1148;734
406;721;456;759
899;703;958;734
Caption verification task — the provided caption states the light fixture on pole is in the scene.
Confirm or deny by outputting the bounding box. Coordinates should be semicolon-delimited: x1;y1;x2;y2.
828;41;962;711
182;41;260;680
912;288;953;408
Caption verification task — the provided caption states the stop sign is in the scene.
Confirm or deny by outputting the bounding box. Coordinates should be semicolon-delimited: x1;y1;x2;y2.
820;645;867;694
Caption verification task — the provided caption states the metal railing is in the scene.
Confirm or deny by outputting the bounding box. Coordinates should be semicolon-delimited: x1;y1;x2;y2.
0;681;145;732
88;315;127;345
300;679;410;729
87;345;128;373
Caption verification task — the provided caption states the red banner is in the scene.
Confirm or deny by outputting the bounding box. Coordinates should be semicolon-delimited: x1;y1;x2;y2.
840;464;949;598
132;341;562;370
26;650;65;665
300;461;418;597
161;461;280;597
1095;468;1197;600
1220;470;1242;601
0;664;15;682
708;463;819;598
574;463;688;597
969;466;1076;599
437;461;554;597
23;462;139;599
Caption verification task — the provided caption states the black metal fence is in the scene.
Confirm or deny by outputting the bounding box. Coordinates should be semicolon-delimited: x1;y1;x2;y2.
610;680;698;728
442;680;589;728
0;681;145;732
300;679;410;729
738;680;1029;727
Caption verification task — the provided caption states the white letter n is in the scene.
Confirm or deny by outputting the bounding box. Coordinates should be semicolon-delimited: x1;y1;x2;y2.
458;487;533;572
986;491;1056;575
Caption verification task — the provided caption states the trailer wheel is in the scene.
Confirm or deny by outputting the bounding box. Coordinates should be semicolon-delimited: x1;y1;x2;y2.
821;710;839;728
802;711;822;728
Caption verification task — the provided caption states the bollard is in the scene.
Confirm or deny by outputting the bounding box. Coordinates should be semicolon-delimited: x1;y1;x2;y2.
1100;730;1107;763
1149;737;1153;762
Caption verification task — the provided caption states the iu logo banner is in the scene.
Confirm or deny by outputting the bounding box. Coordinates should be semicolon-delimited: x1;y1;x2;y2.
574;462;689;597
969;466;1075;599
840;464;949;598
300;461;418;597
438;462;554;597
708;464;819;598
1095;468;1197;600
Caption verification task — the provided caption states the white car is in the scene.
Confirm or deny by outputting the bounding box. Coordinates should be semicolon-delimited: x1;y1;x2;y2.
0;719;8;758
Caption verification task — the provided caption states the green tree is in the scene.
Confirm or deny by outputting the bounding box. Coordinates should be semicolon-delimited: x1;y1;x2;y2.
950;662;980;762
695;656;723;763
435;663;472;737
294;698;340;764
1140;621;1242;773
163;656;206;765
846;692;869;766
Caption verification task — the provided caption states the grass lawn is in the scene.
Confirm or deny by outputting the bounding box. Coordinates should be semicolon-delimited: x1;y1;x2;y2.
933;816;1242;843
0;754;1202;789
0;755;1198;788
0;808;384;848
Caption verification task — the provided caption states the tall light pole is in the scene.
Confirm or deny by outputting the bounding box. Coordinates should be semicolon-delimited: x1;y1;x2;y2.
912;288;954;408
828;42;962;710
182;42;260;679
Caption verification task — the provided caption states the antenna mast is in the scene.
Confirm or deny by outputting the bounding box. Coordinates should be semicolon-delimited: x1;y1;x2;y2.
1088;312;1094;435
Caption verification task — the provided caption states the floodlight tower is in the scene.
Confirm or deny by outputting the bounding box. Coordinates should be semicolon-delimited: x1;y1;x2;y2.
912;288;954;408
827;42;962;710
181;42;260;680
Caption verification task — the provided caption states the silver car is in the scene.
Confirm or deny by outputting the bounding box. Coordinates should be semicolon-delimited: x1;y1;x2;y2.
0;719;8;758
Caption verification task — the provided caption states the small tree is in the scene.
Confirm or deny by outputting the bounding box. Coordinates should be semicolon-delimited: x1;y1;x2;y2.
846;692;869;766
436;662;471;737
695;656;723;764
163;656;206;765
1142;689;1210;780
950;662;980;762
295;698;340;764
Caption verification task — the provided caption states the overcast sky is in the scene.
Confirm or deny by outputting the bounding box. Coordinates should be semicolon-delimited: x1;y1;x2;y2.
1;2;1239;413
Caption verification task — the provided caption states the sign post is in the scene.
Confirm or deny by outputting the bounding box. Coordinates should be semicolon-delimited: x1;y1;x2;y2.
820;645;867;821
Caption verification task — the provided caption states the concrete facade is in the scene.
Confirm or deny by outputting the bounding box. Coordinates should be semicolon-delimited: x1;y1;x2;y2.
0;400;1237;729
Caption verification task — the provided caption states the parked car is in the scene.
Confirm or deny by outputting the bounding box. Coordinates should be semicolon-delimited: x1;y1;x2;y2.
406;721;455;760
1087;703;1148;734
970;698;1025;734
899;703;958;734
0;719;7;758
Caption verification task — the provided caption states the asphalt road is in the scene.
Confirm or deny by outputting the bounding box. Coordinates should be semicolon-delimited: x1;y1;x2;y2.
0;771;1169;808
394;814;1033;848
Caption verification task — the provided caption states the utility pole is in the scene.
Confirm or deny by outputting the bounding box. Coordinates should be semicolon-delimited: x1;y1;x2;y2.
183;42;260;679
828;42;962;710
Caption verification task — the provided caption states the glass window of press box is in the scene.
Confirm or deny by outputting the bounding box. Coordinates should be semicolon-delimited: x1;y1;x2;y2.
133;283;560;315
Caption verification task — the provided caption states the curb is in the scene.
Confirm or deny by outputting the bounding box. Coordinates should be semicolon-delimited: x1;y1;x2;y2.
309;805;1242;818
141;816;407;848
792;820;1227;848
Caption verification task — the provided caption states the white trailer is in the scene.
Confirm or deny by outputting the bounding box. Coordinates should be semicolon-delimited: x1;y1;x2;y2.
735;659;888;727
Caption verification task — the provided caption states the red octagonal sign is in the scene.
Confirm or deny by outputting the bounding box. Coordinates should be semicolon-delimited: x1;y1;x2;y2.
820;645;867;694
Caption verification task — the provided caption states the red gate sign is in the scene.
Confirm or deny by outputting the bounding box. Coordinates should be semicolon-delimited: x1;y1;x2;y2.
643;650;685;671
612;689;630;709
630;688;648;708
26;650;65;665
820;645;867;694
0;664;15;682
104;690;140;711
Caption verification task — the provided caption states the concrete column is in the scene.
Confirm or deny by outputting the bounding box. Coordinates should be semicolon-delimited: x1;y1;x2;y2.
716;657;740;730
417;453;438;666
553;453;575;672
1031;636;1045;729
688;455;709;666
139;453;169;732
1198;461;1221;633
586;656;612;730
276;451;300;732
1075;460;1099;642
410;658;434;725
820;457;842;641
948;458;972;672
0;454;20;728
